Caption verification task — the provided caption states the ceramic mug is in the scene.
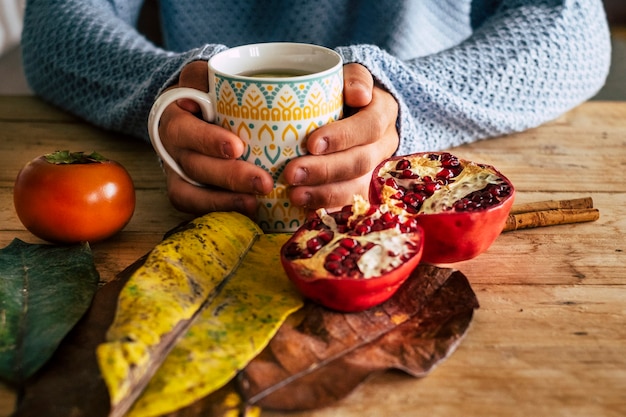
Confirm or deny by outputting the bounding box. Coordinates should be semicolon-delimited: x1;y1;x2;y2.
148;42;343;233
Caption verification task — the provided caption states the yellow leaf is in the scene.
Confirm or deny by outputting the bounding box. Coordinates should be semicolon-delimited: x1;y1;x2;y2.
97;212;263;414
128;233;302;417
96;212;302;417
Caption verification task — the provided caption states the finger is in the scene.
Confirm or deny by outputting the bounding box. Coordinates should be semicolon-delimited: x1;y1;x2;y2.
159;104;245;160
306;87;398;155
284;140;391;186
179;60;209;90
174;154;274;195
343;63;373;108
165;169;259;217
287;173;371;210
170;60;210;114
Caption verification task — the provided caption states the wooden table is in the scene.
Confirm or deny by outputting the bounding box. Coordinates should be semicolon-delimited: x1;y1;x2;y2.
1;96;624;417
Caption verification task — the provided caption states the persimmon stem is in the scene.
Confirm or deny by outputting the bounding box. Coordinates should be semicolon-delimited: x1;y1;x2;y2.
44;150;107;164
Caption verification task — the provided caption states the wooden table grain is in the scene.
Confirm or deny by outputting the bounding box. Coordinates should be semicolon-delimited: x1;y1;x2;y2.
1;96;624;417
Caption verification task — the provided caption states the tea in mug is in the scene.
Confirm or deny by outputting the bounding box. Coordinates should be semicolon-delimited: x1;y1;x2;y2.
239;68;314;78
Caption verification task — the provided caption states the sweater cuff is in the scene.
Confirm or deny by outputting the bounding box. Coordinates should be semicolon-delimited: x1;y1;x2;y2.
156;44;229;98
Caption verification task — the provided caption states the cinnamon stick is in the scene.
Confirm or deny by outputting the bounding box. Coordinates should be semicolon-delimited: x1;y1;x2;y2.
508;197;593;215
503;208;600;232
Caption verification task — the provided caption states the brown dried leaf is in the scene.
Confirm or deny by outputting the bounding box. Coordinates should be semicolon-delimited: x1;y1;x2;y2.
238;264;479;411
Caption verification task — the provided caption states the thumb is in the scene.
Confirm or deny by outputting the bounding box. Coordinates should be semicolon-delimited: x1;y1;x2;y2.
343;63;374;108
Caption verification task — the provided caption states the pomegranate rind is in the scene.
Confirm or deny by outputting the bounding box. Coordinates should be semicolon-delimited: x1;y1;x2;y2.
371;152;515;264
280;204;425;313
416;188;514;263
281;246;422;312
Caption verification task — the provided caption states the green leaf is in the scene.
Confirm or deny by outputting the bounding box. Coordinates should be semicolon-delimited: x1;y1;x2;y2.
0;238;99;384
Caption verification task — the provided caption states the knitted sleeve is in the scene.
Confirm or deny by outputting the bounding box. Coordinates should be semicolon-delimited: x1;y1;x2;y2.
336;0;611;154
21;0;225;141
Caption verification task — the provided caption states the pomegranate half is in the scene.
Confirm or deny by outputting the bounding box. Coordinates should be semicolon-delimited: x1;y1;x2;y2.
280;197;424;312
370;152;515;264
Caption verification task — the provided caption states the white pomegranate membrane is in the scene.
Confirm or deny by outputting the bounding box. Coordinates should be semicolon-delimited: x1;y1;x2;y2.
282;197;422;279
376;152;512;215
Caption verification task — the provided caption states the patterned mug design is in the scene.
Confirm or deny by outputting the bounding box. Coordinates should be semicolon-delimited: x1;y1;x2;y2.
214;72;343;232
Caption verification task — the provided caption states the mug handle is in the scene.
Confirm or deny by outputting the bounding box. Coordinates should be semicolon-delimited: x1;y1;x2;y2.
148;87;216;186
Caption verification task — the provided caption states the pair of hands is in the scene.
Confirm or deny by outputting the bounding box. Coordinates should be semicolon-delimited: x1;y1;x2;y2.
158;61;400;219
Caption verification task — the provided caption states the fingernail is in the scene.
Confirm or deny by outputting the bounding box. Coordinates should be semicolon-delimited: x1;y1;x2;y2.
252;176;266;194
313;137;329;154
301;192;312;208
293;168;307;185
222;142;233;158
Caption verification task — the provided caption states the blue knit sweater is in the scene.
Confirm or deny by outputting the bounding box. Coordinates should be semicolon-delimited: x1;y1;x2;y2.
21;0;611;154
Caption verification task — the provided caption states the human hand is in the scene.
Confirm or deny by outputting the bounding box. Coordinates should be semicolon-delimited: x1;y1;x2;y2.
283;63;400;210
156;61;274;217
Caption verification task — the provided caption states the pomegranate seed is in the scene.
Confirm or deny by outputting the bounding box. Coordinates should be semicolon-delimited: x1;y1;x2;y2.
354;224;371;235
450;183;511;212
336;212;351;225
340;238;358;250
385;177;398;188
402;192;425;211
425;182;440;195
324;261;344;276
454;199;468;211
306;237;324;253
489;187;501;198
496;184;512;197
395;159;411;170
381;211;395;224
436;168;454;180
326;252;343;262
395;202;407;210
318;229;334;243
352;245;367;255
440;153;460;168
342;258;357;270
